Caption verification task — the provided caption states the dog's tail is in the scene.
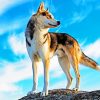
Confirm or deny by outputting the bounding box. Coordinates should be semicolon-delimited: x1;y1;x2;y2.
80;52;100;70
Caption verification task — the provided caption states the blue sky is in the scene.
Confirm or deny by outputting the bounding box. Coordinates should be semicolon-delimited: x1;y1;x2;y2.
0;0;100;100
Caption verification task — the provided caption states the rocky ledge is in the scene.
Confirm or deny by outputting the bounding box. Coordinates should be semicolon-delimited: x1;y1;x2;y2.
19;89;100;100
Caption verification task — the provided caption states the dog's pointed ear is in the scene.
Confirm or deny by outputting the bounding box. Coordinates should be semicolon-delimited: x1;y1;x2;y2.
37;2;44;13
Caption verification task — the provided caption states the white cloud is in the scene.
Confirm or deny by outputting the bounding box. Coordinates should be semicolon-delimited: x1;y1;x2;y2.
70;6;92;24
0;17;28;35
51;69;63;78
0;0;20;14
8;32;27;55
0;59;31;92
64;7;92;27
69;13;85;25
83;39;100;60
0;1;35;36
0;58;32;99
0;0;30;15
0;90;24;100
0;56;59;93
63;0;95;27
0;55;61;95
0;57;58;94
0;83;20;92
50;80;66;90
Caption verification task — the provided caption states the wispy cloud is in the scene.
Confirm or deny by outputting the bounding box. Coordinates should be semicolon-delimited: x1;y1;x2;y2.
0;58;32;99
0;91;24;100
0;0;30;15
62;0;96;27
8;32;27;55
0;59;31;92
50;80;66;90
0;17;28;35
64;7;92;27
69;11;88;24
0;48;60;93
84;39;100;60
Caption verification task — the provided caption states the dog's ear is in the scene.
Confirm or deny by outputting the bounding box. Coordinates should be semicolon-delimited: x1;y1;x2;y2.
37;2;44;13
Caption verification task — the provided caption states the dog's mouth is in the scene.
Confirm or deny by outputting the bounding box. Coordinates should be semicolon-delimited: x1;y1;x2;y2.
48;23;58;27
48;21;60;27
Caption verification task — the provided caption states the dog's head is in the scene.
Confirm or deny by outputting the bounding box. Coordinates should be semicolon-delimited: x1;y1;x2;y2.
32;2;60;29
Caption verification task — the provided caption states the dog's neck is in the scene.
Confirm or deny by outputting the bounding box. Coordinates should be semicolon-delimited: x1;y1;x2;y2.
33;27;49;43
26;19;49;40
31;27;49;48
35;28;48;35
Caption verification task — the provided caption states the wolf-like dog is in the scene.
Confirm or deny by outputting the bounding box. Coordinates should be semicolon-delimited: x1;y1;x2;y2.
25;2;100;96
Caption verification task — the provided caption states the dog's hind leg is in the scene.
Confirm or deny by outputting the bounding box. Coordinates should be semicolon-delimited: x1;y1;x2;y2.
71;56;80;91
58;56;73;89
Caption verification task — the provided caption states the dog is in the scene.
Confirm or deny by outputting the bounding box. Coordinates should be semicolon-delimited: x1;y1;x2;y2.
25;2;100;96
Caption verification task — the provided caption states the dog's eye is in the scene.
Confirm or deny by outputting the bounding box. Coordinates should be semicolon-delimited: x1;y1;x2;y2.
42;12;46;16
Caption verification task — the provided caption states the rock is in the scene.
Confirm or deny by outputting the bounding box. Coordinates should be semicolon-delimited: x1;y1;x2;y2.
19;89;100;100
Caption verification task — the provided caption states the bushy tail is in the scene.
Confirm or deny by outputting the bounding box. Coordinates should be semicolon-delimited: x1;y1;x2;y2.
80;52;100;70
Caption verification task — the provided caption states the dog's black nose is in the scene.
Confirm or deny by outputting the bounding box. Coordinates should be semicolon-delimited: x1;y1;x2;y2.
57;21;60;25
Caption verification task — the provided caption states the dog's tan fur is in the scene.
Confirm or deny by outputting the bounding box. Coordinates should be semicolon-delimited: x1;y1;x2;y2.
25;2;100;96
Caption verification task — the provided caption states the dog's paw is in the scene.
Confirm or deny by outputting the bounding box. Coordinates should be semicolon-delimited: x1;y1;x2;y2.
40;91;48;96
27;90;37;95
73;88;79;91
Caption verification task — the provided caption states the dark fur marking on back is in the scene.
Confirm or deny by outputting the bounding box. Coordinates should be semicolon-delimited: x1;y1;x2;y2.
26;38;31;47
56;33;74;46
49;33;58;51
49;32;78;52
27;20;35;40
68;40;73;45
56;33;67;45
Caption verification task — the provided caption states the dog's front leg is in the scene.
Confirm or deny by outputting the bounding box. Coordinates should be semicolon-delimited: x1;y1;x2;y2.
41;58;50;96
27;55;39;95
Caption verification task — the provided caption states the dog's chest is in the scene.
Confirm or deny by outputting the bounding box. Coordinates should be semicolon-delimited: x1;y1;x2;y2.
26;31;48;59
27;35;42;49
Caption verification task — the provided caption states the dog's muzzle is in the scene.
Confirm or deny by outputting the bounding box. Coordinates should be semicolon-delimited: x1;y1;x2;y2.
57;21;60;25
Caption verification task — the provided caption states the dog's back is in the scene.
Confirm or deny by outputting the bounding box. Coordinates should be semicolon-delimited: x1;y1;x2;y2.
49;32;100;70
